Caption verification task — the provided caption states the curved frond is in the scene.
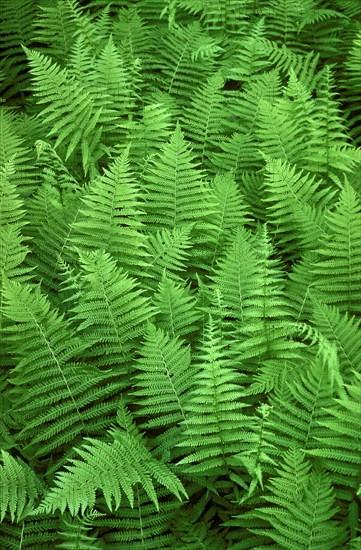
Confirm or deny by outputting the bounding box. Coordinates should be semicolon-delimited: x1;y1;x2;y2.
38;405;187;515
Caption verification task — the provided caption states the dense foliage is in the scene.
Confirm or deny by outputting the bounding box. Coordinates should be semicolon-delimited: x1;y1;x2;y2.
0;0;360;547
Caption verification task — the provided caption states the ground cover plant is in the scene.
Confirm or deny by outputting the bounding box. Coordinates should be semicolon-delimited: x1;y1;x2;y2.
0;0;361;547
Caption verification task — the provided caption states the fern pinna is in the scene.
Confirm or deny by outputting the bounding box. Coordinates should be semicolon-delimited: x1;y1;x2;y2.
0;0;360;548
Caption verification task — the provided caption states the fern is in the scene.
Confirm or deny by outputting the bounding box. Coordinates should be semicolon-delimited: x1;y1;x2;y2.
155;22;216;102
2;278;118;458
262;156;334;255
306;372;361;491
177;316;250;476
153;273;202;338
69;148;149;277
312;180;361;314
142;123;215;230
93;490;181;548
37;403;187;515
69;249;153;372
252;448;346;549
181;72;226;167
24;47;105;176
0;451;42;522
132;322;193;458
1;0;361;546
0;0;35;100
142;225;193;288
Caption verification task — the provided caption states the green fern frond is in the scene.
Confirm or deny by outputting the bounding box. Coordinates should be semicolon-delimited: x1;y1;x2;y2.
57;512;103;549
153;273;202;338
252;448;345;549
93;489;181;548
265;343;339;455
262;157;334;254
26;184;83;298
156;22;216;101
181;72;226;167
203;172;250;268
311;300;361;381
34;0;79;62
0;0;35;100
210;132;262;179
0;451;42;522
24;46;105;175
0;515;59;548
142;225;193;288
341;31;361;145
306;372;361;490
0;107;37;195
177;316;249;475
231;69;282;135
141;123;216;230
132;322;192;458
89;35;140;149
172;497;226;549
37;409;187;515
2;278;119;458
312;180;361;314
70;249;153;371
219;18;269;80
256;98;306;165
117;101;174;173
70;148;149;277
0;159;26;228
304;66;360;175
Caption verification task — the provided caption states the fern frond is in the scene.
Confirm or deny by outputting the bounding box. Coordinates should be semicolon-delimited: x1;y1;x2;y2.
156;22;216;101
181;72;226;167
341;31;361;145
256;98;306;165
89;35;140;148
210;132;262;179
0;0;35;100
0;515;59;548
304;66;360;175
57;512;103;549
117;101;174;173
0;451;42;522
141;123;216;230
132;322;193;458
311;300;361;381
142;225;193;288
153;273;202;338
231;69;282;135
70;249;153;372
0;107;37;195
2;278;118;457
25;184;83;298
253;449;345;549
34;0;79;62
219;18;269;80
24;47;105;175
312;180;361;314
93;489;181;548
202;172;250;268
177;316;249;475
265;343;339;455
70;148;149;278
306;372;361;490
38;408;187;515
262;157;334;254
